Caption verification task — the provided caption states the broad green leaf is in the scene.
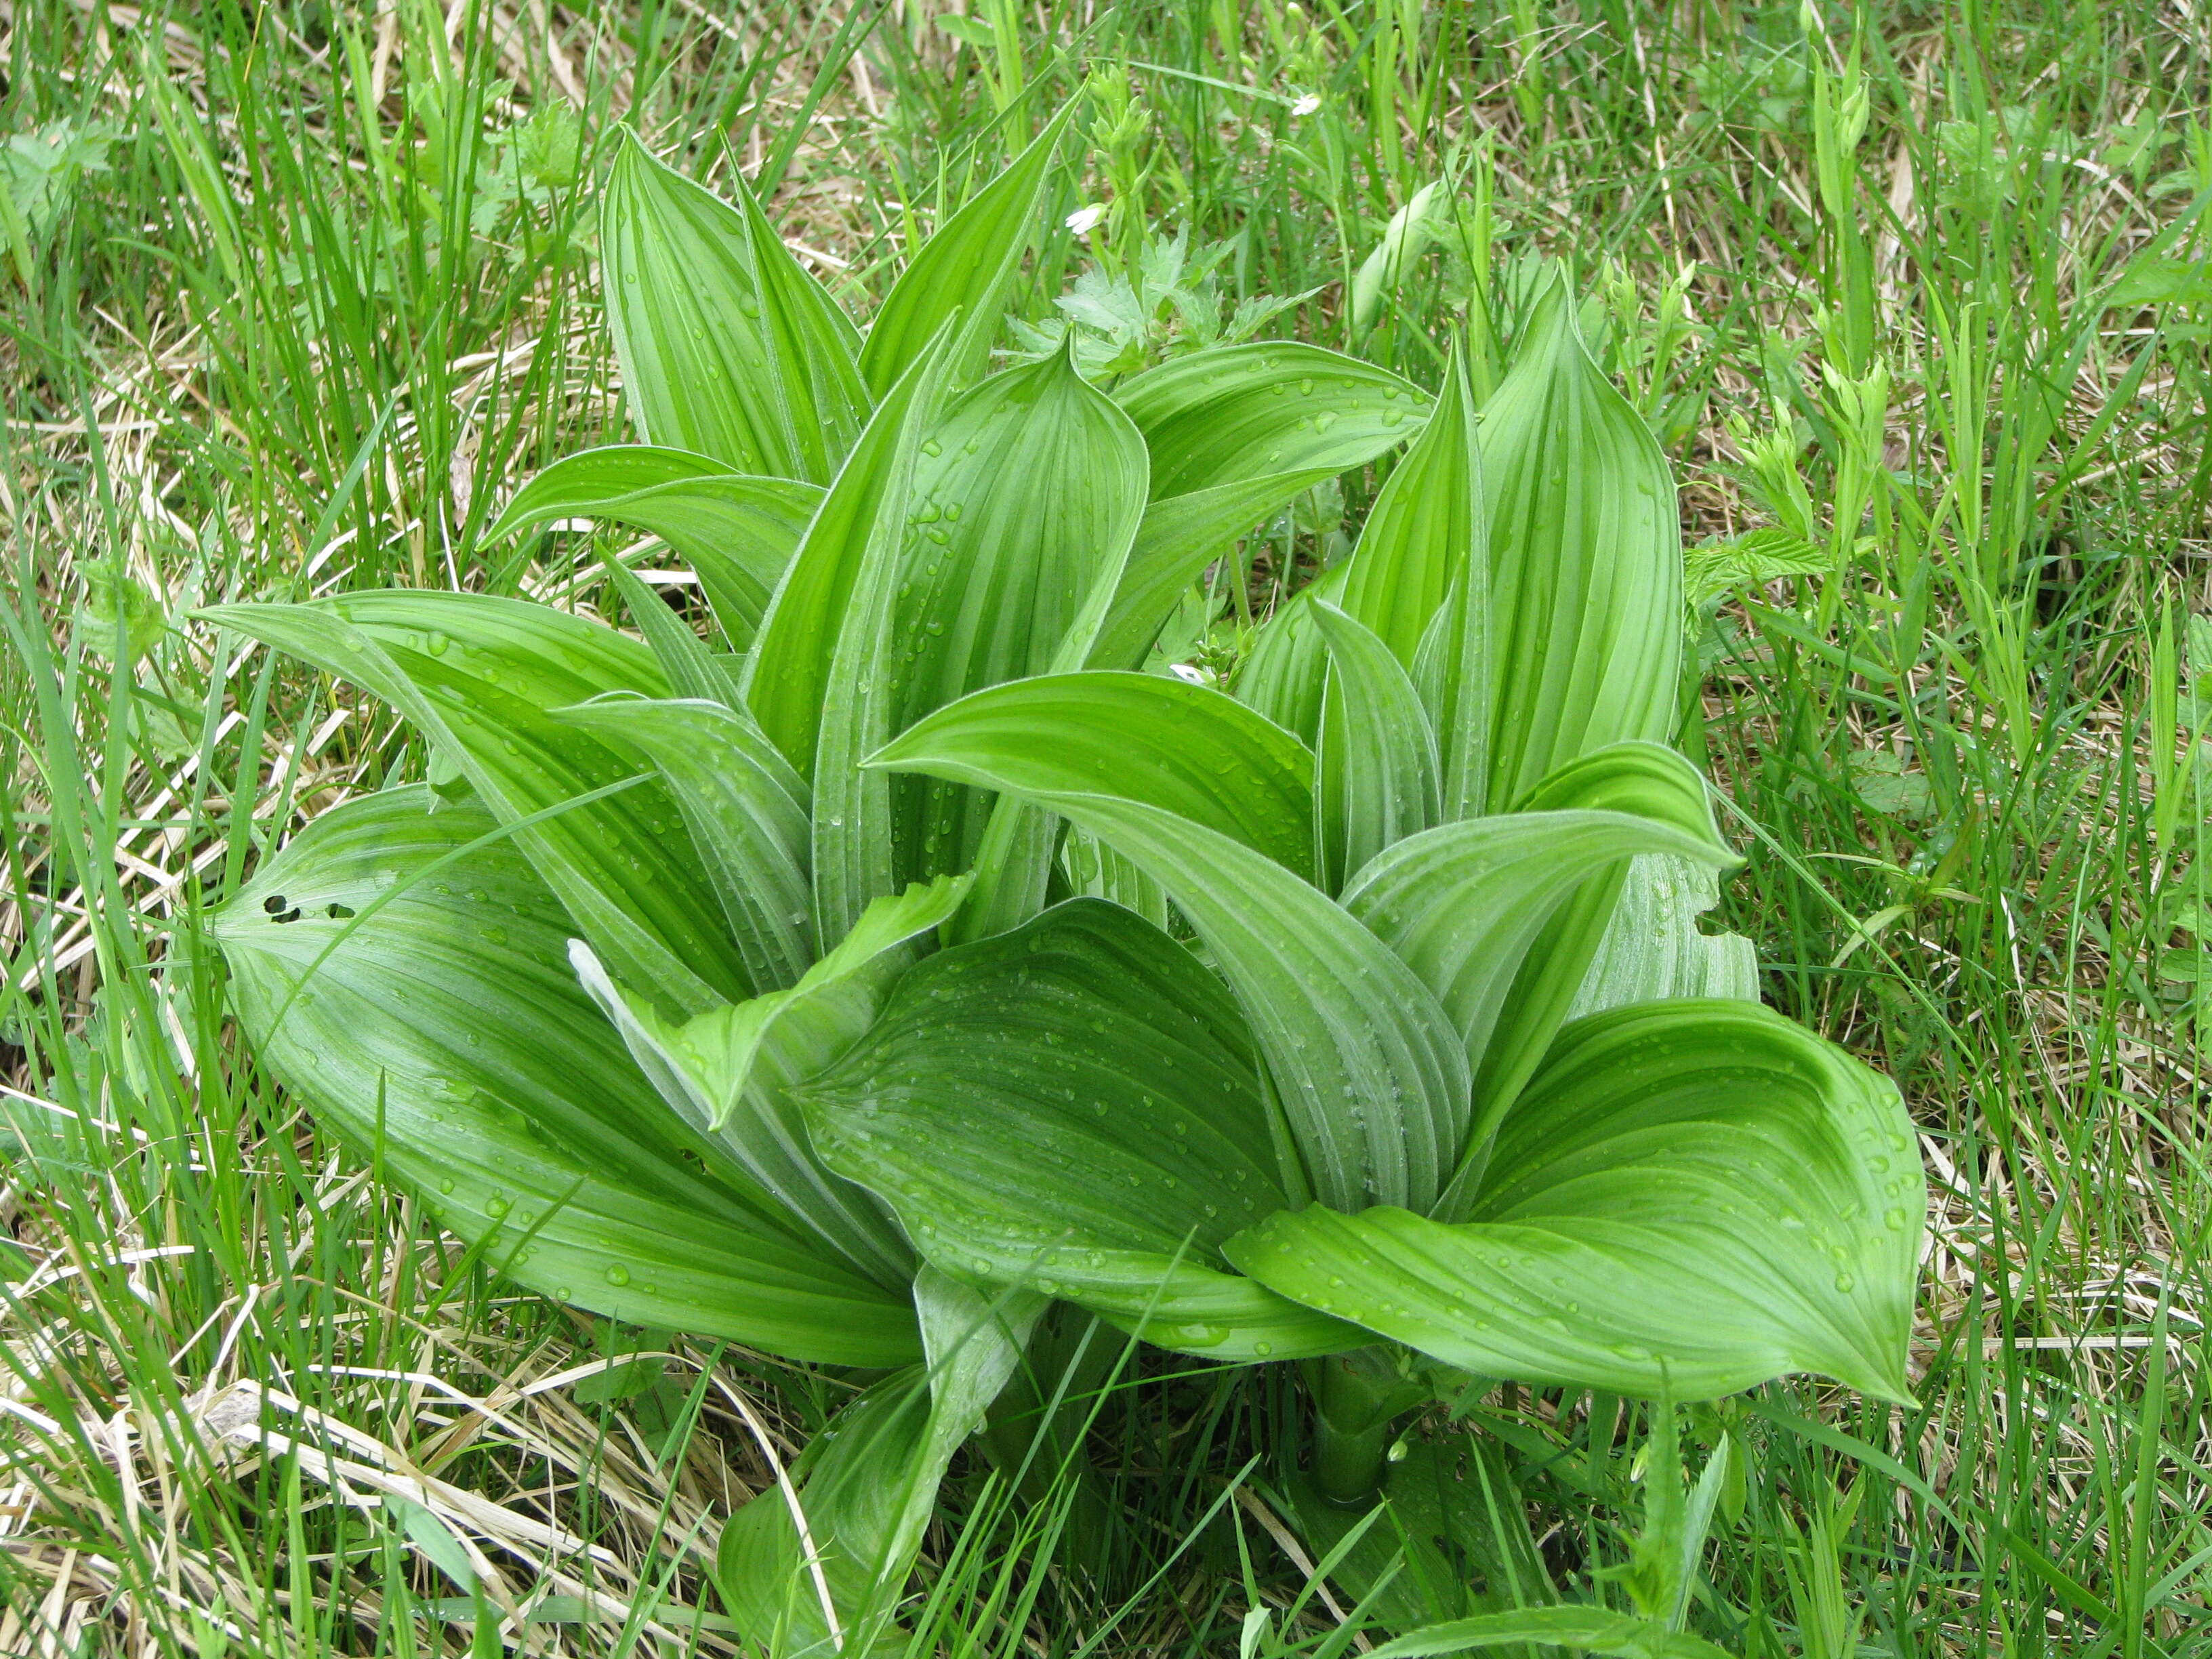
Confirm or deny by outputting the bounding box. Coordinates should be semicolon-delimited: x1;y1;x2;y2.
1339;802;1734;1202
201;592;749;1013
882;345;1147;901
870;671;1316;882
486;446;821;646
552;695;814;995
1342;806;1728;1081
1088;467;1343;670
1228;1000;1923;1403
805;900;1362;1359
601;136;867;482
209;785;920;1368
1061;823;1170;931
804;327;970;943
1569;854;1759;1018
1471;743;1734;1126
1343;340;1490;818
857;102;1079;395
1338;340;1483;670
718;1273;1042;1655
1480;278;1683;806
868;730;1464;1211
1234;564;1348;750
1311;599;1441;891
743;323;952;785
1114;342;1429;501
570;878;966;1288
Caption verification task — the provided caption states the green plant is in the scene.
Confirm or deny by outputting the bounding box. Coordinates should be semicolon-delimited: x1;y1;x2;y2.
190;91;1925;1652
804;285;1925;1639
198;104;1429;1652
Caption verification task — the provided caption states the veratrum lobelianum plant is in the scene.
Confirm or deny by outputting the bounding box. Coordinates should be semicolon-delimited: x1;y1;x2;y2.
202;104;1924;1651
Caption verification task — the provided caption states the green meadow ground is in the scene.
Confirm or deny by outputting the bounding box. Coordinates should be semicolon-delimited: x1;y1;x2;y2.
1;0;2208;1652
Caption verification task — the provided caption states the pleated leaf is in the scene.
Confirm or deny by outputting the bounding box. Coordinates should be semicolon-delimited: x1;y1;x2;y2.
1088;467;1343;671
202;593;749;1014
804;900;1362;1359
1234;565;1347;750
743;325;951;784
1338;339;1484;671
1352;339;1492;819
1114;342;1428;500
802;327;972;943
1470;742;1732;1120
487;446;821;646
868;725;1465;1212
1569;854;1760;1019
592;554;734;707
871;670;1316;882
601;136;867;483
883;345;1147;891
1481;279;1684;807
551;695;814;995
1311;599;1441;891
1339;808;1735;1214
570;878;966;1289
857;102;1079;395
1228;1000;1923;1403
208;786;920;1368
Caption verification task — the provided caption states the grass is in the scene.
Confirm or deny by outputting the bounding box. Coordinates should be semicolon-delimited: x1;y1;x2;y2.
2;0;2208;1651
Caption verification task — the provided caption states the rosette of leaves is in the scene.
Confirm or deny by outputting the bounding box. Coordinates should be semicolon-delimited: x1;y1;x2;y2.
201;108;1433;1652
800;283;1927;1618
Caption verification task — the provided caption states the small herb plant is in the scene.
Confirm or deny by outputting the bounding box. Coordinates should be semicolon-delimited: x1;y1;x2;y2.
205;104;1922;1652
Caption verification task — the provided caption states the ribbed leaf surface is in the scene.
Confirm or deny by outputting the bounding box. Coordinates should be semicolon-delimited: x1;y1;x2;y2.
1338;341;1484;672
1088;469;1338;670
871;716;1465;1212
804;901;1361;1359
1115;342;1427;499
1311;599;1441;890
1470;743;1733;1119
1570;853;1760;1017
872;670;1315;881
743;327;949;786
858;105;1078;394
882;348;1147;894
487;445;821;645
1234;565;1347;750
1228;1001;1922;1401
203;593;747;1013
1480;281;1683;806
572;878;965;1289
601;137;867;482
209;786;920;1367
552;695;815;996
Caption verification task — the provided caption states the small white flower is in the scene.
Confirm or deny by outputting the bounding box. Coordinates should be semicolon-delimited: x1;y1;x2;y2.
1290;93;1322;117
1065;203;1107;236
